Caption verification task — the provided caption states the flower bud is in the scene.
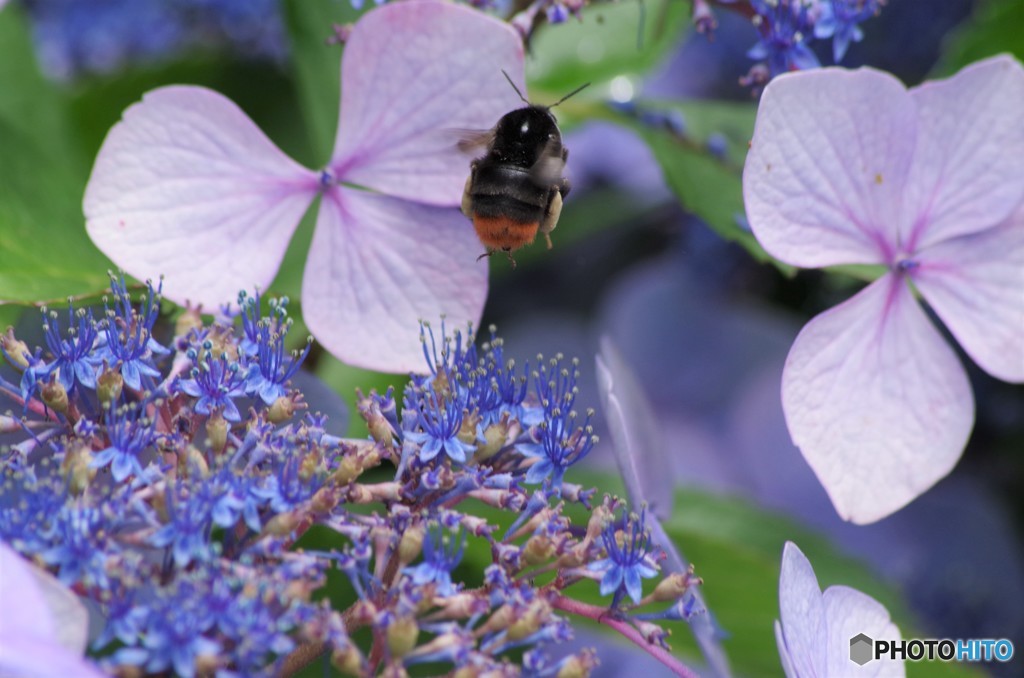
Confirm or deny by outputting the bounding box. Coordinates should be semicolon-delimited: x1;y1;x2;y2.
206;411;228;454
457;409;480;446
178;445;210;479
474;417;509;462
61;441;95;495
97;365;124;406
557;649;598;678
268;395;298;424
651;570;697;603
522;534;555;566
386;616;419;657
634;619;670;648
507;599;550;641
264;510;301;537
397;524;425;566
174;306;203;340
41;376;68;414
311;486;341;514
331;646;364;676
299;449;321;481
0;327;31;369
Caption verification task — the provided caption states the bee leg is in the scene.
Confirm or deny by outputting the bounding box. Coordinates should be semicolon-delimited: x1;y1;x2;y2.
476;249;494;262
539;188;563;249
503;248;518;270
461;172;475;218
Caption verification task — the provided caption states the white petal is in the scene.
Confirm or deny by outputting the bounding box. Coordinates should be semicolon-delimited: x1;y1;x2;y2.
331;0;525;206
901;55;1024;249
302;187;487;373
744;67;917;267
0;543;54;640
777;542;826;677
915;205;1024;382
823;586;904;677
782;274;973;524
84;86;318;309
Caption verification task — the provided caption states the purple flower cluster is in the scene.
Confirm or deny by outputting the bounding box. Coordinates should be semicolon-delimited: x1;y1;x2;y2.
0;282;707;675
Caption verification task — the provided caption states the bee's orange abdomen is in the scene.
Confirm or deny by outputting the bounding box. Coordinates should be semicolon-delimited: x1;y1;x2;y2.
472;215;540;251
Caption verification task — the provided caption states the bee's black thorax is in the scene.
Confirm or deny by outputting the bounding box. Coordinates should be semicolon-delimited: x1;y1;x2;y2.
487;106;562;169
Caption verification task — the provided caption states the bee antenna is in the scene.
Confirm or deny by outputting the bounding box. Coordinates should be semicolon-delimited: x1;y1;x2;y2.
501;69;530;105
549;81;592;108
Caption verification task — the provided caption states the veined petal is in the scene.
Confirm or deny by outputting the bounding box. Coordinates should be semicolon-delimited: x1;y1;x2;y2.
743;67;917;267
330;0;525;206
303;188;487;373
901;55;1024;250
777;542;826;678
822;586;904;677
782;274;973;523
915;206;1024;383
84;86;319;309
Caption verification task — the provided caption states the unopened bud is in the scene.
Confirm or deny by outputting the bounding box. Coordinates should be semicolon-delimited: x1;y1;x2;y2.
206;411;228;454
174;307;203;340
61;441;95;495
179;445;210;479
299;449;320;481
97;365;124;406
635;619;670;648
333;455;362;485
41;376;68;414
268;395;298;423
585;503;613;544
311;486;340;514
264;510;300;537
557;649;598;678
477;604;514;636
194;652;219;675
386;616;419;657
331;646;364;676
652;570;696;603
474;418;509;462
507;599;550;641
397;525;425;566
0;327;30;369
457;409;480;446
523;534;556;566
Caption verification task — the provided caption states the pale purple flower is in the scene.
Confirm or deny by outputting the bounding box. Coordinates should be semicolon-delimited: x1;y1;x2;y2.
776;542;903;677
83;0;526;373
0;542;105;678
743;56;1024;523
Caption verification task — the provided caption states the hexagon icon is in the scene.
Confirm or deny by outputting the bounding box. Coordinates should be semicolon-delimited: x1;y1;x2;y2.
850;633;874;666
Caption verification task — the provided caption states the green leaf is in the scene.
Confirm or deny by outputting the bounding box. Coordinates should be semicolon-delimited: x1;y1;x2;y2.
934;0;1024;76
282;0;365;166
608;99;790;271
526;0;689;99
0;9;112;303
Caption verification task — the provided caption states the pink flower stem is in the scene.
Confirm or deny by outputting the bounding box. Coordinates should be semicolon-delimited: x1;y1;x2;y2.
549;594;700;678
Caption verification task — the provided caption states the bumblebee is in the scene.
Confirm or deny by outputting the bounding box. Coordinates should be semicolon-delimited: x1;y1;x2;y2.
460;73;589;269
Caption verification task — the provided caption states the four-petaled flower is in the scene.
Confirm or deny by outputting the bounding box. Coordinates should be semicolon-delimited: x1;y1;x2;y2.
83;0;526;373
744;55;1024;523
404;524;465;596
776;542;903;677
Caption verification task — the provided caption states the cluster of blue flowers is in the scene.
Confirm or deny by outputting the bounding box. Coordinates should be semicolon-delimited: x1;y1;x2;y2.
743;0;886;86
19;0;285;79
0;279;703;675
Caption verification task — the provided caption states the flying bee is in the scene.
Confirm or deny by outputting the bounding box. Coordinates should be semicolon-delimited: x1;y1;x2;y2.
459;72;589;269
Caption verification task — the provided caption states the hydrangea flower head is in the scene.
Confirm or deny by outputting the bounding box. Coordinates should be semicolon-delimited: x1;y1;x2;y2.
83;0;526;373
743;55;1024;523
776;541;903;677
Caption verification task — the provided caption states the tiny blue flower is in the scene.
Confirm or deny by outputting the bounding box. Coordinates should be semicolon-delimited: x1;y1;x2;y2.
150;482;215;568
91;403;156;482
176;352;246;421
39;504;113;588
243;323;310;404
41;305;102;393
814;0;884;62
405;524;465;596
748;0;821;77
101;276;168;390
589;508;659;607
404;390;475;464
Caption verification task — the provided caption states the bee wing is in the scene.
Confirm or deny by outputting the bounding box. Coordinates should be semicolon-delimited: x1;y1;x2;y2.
529;136;566;186
445;128;496;155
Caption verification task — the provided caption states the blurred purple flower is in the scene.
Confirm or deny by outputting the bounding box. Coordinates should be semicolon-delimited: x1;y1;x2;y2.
744;56;1024;523
776;542;903;676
